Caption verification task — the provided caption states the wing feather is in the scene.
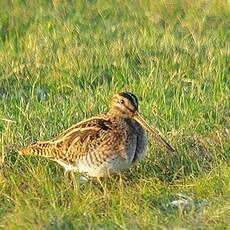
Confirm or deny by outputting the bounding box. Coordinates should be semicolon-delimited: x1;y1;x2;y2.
21;115;129;162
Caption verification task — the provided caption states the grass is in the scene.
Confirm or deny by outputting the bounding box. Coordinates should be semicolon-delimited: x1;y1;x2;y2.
0;0;229;229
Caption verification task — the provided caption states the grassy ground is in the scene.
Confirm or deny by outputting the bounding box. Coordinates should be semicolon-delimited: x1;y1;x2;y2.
0;0;229;229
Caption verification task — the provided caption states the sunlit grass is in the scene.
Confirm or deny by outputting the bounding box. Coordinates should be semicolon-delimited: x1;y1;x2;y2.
0;0;229;228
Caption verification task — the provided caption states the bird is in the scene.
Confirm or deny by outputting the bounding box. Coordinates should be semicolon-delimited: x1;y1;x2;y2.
20;92;175;178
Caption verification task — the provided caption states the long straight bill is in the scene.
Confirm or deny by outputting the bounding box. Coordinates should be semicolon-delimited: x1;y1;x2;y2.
134;113;175;152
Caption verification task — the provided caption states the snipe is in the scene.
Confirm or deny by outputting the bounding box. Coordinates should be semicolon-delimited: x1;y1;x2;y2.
20;92;174;177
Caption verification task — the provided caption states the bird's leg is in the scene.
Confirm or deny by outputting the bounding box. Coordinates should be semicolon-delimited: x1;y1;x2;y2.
96;177;107;197
70;171;78;193
64;170;77;192
70;171;76;189
63;170;71;190
118;172;124;197
119;173;123;188
64;170;70;178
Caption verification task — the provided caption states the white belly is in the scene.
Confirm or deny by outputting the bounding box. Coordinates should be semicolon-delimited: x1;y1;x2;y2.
77;154;133;177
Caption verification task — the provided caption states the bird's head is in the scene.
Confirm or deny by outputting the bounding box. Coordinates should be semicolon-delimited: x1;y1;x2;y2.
110;92;175;152
110;92;139;117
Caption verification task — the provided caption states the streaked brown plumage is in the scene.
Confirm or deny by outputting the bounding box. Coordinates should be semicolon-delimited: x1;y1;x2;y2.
20;92;175;177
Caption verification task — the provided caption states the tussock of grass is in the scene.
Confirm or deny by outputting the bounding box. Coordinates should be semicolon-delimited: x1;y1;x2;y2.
0;0;229;228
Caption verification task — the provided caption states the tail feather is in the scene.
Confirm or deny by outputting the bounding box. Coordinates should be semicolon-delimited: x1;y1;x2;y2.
19;147;35;156
19;142;55;158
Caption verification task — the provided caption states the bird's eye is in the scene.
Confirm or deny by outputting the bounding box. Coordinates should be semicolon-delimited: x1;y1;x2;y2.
120;99;124;104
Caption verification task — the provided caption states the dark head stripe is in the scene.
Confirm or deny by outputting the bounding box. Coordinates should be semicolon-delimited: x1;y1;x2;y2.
119;92;138;109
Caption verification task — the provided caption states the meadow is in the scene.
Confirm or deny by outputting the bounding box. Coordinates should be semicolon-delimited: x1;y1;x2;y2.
0;0;229;229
